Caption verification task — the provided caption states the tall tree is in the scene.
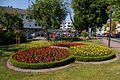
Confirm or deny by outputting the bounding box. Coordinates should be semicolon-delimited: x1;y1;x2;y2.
29;0;67;31
72;0;109;32
0;8;23;32
106;19;116;31
112;7;120;22
110;0;120;23
0;8;25;45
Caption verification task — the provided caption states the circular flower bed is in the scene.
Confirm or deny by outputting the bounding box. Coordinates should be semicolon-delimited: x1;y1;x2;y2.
70;45;116;62
9;47;74;69
54;42;86;47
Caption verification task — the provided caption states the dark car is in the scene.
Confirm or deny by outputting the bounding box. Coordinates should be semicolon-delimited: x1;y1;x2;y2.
26;33;33;39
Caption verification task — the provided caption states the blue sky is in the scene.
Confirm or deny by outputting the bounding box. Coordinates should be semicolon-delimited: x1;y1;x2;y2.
0;0;73;21
0;0;35;9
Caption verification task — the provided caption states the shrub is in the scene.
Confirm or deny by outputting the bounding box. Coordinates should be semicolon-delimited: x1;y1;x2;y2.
15;41;51;50
54;42;86;47
70;45;116;61
0;50;3;58
81;31;88;38
9;47;74;69
0;50;12;58
0;31;26;45
9;55;74;69
55;37;82;42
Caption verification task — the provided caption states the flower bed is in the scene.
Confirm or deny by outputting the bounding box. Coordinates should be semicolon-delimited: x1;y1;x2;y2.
15;41;52;50
54;42;86;47
9;47;74;69
70;45;116;61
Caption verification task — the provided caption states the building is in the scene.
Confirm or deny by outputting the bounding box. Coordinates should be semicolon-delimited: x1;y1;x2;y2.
60;21;73;30
116;24;120;33
0;6;43;38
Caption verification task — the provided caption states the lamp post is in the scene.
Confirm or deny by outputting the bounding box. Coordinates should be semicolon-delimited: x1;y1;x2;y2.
108;6;114;48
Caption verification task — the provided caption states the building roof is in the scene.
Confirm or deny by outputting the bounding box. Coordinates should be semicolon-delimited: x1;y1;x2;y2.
0;6;27;14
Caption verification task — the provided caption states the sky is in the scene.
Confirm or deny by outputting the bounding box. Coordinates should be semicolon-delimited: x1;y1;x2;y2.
0;0;73;21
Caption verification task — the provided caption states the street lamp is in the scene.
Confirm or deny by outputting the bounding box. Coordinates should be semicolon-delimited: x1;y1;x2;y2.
108;6;114;48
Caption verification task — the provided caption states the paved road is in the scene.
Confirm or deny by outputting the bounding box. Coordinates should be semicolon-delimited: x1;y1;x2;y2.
101;38;120;52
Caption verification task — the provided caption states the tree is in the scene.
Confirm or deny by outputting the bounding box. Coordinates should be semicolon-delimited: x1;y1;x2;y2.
112;7;120;22
0;8;23;32
29;0;67;31
72;0;109;32
0;8;24;44
105;0;120;23
106;19;116;31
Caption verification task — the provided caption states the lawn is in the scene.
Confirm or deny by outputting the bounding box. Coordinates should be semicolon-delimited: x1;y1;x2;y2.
0;40;120;80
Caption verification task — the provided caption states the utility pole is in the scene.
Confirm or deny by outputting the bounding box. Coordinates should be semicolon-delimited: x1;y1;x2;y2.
108;6;114;48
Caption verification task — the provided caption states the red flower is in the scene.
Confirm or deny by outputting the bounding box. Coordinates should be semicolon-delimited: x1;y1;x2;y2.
13;47;70;63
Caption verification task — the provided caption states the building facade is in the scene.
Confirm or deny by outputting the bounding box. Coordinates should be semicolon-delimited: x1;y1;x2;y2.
60;21;73;30
0;6;43;38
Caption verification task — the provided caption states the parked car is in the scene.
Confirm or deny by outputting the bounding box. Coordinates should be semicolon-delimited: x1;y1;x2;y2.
26;33;33;39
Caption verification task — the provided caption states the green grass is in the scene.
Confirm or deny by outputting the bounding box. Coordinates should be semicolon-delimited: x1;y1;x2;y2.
1;60;120;80
0;39;120;80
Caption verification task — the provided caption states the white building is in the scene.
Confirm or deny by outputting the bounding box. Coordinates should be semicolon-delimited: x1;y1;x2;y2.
96;26;106;35
60;21;73;30
116;24;120;34
0;6;43;38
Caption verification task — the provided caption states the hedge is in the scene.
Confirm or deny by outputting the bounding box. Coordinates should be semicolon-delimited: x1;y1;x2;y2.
55;37;81;42
74;53;116;62
9;55;75;69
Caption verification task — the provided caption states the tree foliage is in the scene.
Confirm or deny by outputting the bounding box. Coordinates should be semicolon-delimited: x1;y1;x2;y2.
72;0;110;32
110;0;120;23
0;8;23;32
29;0;67;31
0;8;26;45
106;19;116;31
113;7;120;22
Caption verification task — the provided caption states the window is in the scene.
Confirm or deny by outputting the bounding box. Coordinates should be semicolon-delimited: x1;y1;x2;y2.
35;23;37;26
68;22;70;24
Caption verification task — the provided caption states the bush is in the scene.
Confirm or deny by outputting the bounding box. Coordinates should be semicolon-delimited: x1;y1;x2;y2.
7;47;18;52
9;55;74;69
0;50;12;58
0;31;26;45
9;47;74;69
15;41;52;50
75;53;116;62
0;50;3;58
54;42;86;47
81;31;88;38
70;45;116;61
55;37;82;42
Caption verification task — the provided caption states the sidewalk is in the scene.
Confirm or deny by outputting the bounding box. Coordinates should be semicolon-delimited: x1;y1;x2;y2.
111;38;120;43
32;36;46;40
101;38;120;52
